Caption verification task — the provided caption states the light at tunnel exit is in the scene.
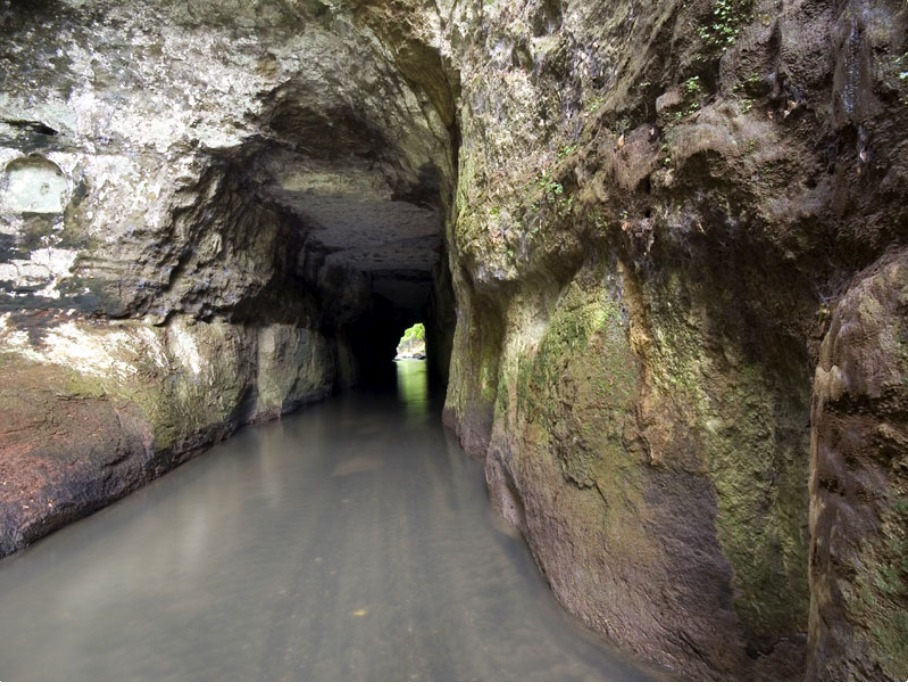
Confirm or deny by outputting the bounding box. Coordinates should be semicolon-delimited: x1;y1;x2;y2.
395;322;426;360
396;358;428;412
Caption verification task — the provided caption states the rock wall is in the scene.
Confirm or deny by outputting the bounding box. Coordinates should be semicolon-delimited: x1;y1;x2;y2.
0;0;905;680
439;0;908;679
0;315;334;558
808;250;908;680
0;0;452;319
0;0;456;556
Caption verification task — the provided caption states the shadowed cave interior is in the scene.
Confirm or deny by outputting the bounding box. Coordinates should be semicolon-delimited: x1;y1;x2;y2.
184;96;457;391
1;1;906;680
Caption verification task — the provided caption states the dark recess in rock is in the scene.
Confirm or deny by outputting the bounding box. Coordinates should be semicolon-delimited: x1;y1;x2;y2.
0;0;906;681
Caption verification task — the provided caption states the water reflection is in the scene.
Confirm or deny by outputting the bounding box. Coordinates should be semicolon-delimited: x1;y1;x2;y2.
0;361;663;681
396;359;429;416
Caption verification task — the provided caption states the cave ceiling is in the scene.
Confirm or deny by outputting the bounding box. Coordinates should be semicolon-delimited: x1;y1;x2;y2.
255;146;443;312
0;0;454;319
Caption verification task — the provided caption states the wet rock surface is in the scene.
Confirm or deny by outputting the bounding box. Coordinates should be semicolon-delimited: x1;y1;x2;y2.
0;359;154;559
440;0;907;679
0;314;337;555
0;0;906;680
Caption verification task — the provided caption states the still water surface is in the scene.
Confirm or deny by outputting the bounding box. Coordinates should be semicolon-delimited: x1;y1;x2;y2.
0;361;660;681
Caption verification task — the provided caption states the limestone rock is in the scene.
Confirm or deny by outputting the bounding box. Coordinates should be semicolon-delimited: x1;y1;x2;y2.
0;0;906;681
0;0;457;556
255;324;334;420
441;0;907;679
0;358;154;559
808;250;908;681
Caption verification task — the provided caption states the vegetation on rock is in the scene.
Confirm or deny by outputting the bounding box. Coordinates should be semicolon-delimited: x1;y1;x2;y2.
396;322;427;359
0;0;905;681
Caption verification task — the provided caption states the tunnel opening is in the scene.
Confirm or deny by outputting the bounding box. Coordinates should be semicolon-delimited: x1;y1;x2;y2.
336;266;453;393
235;67;459;400
393;321;430;412
395;322;426;360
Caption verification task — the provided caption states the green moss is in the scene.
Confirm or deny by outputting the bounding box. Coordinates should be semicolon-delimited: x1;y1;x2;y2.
518;263;639;490
856;555;908;679
445;290;505;445
867;500;908;678
62;371;110;400
479;344;501;403
702;368;810;636
34;323;251;455
873;611;908;678
143;340;246;452
640;272;810;639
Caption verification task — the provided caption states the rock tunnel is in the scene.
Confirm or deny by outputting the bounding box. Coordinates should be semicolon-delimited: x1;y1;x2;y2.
0;0;459;394
221;50;460;390
207;86;459;390
0;0;461;559
1;0;907;681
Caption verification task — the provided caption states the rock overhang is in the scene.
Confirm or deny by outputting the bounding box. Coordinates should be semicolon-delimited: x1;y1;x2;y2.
254;148;445;313
0;0;456;322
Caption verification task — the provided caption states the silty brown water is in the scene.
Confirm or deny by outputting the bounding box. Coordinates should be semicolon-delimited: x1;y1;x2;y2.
0;360;663;681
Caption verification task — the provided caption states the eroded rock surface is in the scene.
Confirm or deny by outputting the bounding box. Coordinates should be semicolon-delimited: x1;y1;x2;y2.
0;0;906;681
439;0;907;680
0;0;457;555
0;358;153;558
808;250;908;680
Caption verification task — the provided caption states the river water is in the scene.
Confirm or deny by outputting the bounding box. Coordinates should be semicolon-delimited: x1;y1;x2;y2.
0;360;660;681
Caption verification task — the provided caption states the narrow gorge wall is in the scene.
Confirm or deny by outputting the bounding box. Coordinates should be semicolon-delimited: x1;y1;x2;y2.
439;0;907;680
0;0;905;681
0;0;457;556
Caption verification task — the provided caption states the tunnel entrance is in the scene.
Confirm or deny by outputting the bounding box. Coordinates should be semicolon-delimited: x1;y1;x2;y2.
393;322;430;408
242;74;458;394
395;322;426;360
